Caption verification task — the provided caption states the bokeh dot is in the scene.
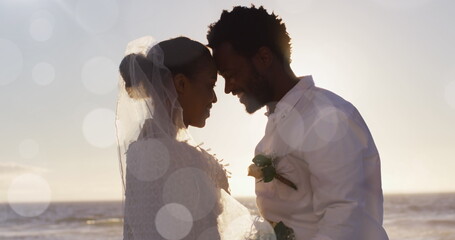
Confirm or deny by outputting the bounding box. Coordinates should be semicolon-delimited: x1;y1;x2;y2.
155;203;193;240
32;62;55;86
82;108;116;148
81;56;117;95
126;139;170;182
313;106;349;144
444;80;455;109
7;173;51;217
0;38;23;86
163;167;216;220
18;139;40;159
275;102;306;154
75;0;119;33
30;17;53;42
278;94;349;153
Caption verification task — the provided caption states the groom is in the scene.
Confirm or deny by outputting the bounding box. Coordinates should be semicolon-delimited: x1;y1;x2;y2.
207;6;389;240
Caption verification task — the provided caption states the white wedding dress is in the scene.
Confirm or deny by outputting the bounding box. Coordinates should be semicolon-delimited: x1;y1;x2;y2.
116;37;275;240
123;136;230;240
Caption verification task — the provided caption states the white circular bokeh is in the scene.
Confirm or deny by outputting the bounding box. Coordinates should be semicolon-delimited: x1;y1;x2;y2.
155;203;193;240
274;93;351;153
18;139;40;159
81;56;117;95
30;18;53;42
126;139;170;182
82;108;116;148
7;173;51;217
32;62;55;86
275;102;306;154
0;38;23;86
162;168;216;220
444;80;455;109
313;106;349;144
29;11;55;42
75;0;119;33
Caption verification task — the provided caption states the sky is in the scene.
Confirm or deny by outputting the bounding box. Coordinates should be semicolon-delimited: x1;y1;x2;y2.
0;0;454;206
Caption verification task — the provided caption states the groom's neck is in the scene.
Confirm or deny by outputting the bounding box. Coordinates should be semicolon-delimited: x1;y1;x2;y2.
270;65;299;102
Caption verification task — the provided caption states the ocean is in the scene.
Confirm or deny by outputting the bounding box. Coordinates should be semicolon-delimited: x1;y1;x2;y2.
1;193;454;240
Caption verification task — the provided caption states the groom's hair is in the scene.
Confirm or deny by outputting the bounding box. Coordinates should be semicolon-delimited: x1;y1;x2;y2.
207;5;292;64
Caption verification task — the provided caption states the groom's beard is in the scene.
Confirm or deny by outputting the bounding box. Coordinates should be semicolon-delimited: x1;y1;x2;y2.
243;66;274;114
243;93;264;114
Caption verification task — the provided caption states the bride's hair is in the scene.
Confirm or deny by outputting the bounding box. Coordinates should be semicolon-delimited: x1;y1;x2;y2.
119;53;150;98
119;36;211;99
157;37;212;78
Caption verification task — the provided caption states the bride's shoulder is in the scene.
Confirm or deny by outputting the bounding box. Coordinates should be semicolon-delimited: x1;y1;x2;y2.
126;138;223;166
126;138;200;159
125;138;175;164
127;138;172;152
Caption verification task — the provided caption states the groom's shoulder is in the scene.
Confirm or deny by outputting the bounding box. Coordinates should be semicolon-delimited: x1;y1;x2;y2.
310;85;357;114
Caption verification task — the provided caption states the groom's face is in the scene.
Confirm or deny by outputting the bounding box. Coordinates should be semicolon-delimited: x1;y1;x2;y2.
214;42;273;114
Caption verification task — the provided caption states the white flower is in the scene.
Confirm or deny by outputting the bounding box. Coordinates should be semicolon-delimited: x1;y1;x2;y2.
247;164;263;179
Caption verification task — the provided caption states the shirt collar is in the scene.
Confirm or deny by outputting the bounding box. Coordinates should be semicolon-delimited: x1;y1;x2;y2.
265;75;314;117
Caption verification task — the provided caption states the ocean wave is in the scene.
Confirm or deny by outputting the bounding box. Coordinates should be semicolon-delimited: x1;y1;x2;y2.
85;218;123;226
427;219;455;227
52;216;124;226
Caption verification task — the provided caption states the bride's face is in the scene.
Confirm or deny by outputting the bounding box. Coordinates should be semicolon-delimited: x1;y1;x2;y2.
178;58;218;128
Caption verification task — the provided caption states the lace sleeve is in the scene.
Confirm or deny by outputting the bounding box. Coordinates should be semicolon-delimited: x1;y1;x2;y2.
123;166;165;240
197;146;230;194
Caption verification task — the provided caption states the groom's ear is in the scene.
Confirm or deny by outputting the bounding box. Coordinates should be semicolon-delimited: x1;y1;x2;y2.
173;73;188;94
253;46;273;68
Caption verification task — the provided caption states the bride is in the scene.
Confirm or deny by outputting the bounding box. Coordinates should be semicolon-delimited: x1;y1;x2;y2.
116;36;275;240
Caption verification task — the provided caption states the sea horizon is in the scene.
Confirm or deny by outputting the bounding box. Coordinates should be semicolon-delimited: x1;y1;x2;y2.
3;191;455;204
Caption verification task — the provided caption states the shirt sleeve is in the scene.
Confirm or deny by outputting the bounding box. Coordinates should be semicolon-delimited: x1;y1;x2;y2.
303;107;370;240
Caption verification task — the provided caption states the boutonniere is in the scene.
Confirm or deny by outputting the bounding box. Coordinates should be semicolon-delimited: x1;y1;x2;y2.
272;221;295;240
247;154;297;190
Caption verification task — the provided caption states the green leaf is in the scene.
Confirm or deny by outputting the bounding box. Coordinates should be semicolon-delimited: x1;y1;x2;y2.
274;222;287;239
253;154;272;167
274;221;294;240
262;165;276;182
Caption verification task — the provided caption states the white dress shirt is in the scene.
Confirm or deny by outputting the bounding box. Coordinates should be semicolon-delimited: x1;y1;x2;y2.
255;76;389;240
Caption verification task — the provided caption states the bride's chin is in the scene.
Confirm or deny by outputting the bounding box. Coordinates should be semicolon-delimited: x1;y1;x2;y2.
191;119;207;128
